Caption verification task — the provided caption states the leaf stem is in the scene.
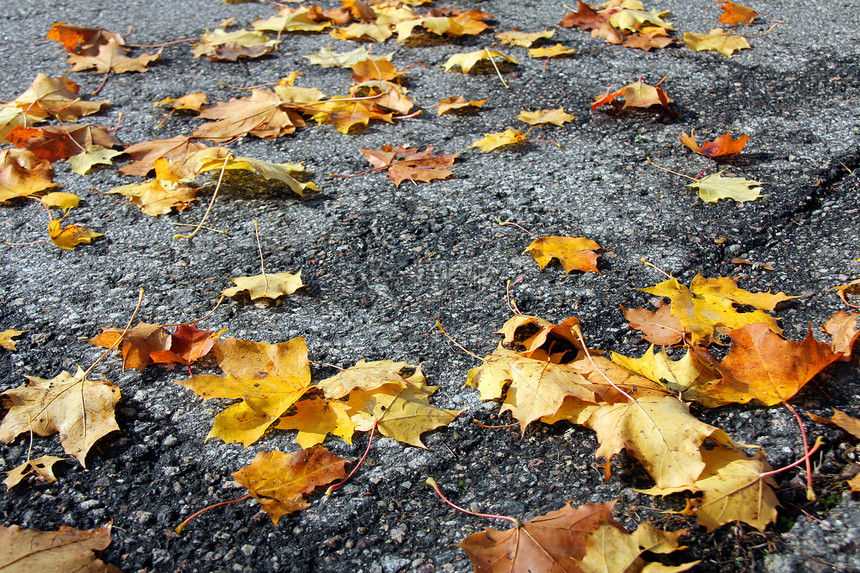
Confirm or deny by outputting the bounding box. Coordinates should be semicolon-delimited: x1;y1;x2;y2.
498;221;538;240
646;157;697;181
175;494;252;535
174;152;232;239
253;220;269;292
83;288;144;379
782;401;816;500
426;477;519;527
162;295;226;328
484;48;510;89
326;420;377;496
434;322;483;362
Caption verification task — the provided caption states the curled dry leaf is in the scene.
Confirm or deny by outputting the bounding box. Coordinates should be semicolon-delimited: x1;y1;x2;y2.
822;310;860;358
192;28;277;61
232;446;349;526
715;1;759;26
303;45;376;68
524;235;601;273
7;124;120;163
831;279;860;308
0;522;121;573
684;29;751;56
679;128;749;157
0;148;59;203
495;28;555;47
154;92;208;112
149;323;225;366
48;217;103;250
437;96;487;116
528;44;576;58
0;367;120;467
807;408;860;440
222;270;305;301
591;79;672;111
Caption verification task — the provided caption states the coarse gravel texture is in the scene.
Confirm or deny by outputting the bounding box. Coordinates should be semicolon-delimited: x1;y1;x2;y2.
1;0;859;572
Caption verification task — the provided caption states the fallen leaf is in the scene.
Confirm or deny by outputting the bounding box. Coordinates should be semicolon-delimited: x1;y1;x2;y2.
0;148;60;203
0;522;121;572
331;22;394;43
118;136;209;177
591;79;672;111
317;359;416;399
705;323;840;406
528;44;577;58
7;124;120;163
524;235;601;273
351;57;407;82
437;96;488;115
684;29;751;56
41;191;81;211
621;301;685;346
359;145;458;187
576;520;698;572
850;473;860;493
89;322;171;370
443;49;519;74
715;1;758;26
68;146;123;175
0;367;120;467
4;455;66;489
517;108;576;126
48;218;103;250
46;22;121;52
253;5;332;33
222;270;304;301
573;396;734;488
232;446;350;525
459;501;617;573
149;323;225;366
0;329;25;351
470;129;527;152
276;396;356;448
822;310;860;358
679;129;749;157
108;171;200;217
304;45;376;68
192;28;277;61
177;337;311;446
495;29;555;47
194;152;317;197
346;375;461;448
154;92;208;112
67;39;161;73
807;409;860;440
495;314;585;361
610;345;725;407
192;89;304;142
307;95;395;134
640;448;779;532
687;171;761;203
831;279;860;308
639;273;796;343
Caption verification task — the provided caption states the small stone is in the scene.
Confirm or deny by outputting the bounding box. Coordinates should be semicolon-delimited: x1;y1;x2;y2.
240;544;255;556
162;435;179;448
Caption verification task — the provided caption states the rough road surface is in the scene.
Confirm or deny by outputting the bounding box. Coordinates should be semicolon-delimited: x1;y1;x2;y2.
1;0;859;572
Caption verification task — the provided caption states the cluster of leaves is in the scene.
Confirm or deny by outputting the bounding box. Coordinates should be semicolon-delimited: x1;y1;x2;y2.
463;270;855;537
560;0;756;56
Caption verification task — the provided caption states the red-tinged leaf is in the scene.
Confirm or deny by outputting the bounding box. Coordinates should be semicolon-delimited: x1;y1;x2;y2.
679;128;749;157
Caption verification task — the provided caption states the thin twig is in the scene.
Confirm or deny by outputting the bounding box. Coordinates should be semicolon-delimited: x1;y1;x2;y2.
426;477;519;526
484;48;510;89
174;153;232;239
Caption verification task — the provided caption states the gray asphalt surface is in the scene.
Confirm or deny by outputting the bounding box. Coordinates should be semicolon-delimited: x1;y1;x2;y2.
1;0;859;571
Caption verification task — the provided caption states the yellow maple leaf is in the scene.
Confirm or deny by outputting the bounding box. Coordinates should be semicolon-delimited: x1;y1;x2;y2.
276;397;355;448
232;447;349;525
0;329;25;351
495;29;555;47
687;171;762;203
252;6;332;32
4;455;66;489
524;235;600;273
0;149;60;203
528;44;576;58
443;49;519;73
48;217;103;250
316;359;415;399
437;96;488;116
221;270;304;301
470;129;527;152
176;337;311;446
684;29;751;57
639;273;797;343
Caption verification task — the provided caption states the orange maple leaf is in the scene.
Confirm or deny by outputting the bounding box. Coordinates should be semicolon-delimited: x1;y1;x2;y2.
715;1;758;26
358;145;457;187
621;301;685;346
89;322;171;371
7;125;119;162
149;324;226;366
679;128;749;157
703;323;840;406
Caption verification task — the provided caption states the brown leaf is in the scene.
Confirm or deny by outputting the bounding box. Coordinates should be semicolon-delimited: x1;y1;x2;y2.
0;522;121;572
0;148;60;203
621;301;685;346
232;446;349;525
591;79;672;111
0;368;120;467
359;145;457;187
67;39;161;74
495;314;585;362
149;323;225;366
192;29;276;61
7;125;120;162
807;409;860;440
89;322;171;370
822;310;860;358
193;89;304;142
118;136;209;177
